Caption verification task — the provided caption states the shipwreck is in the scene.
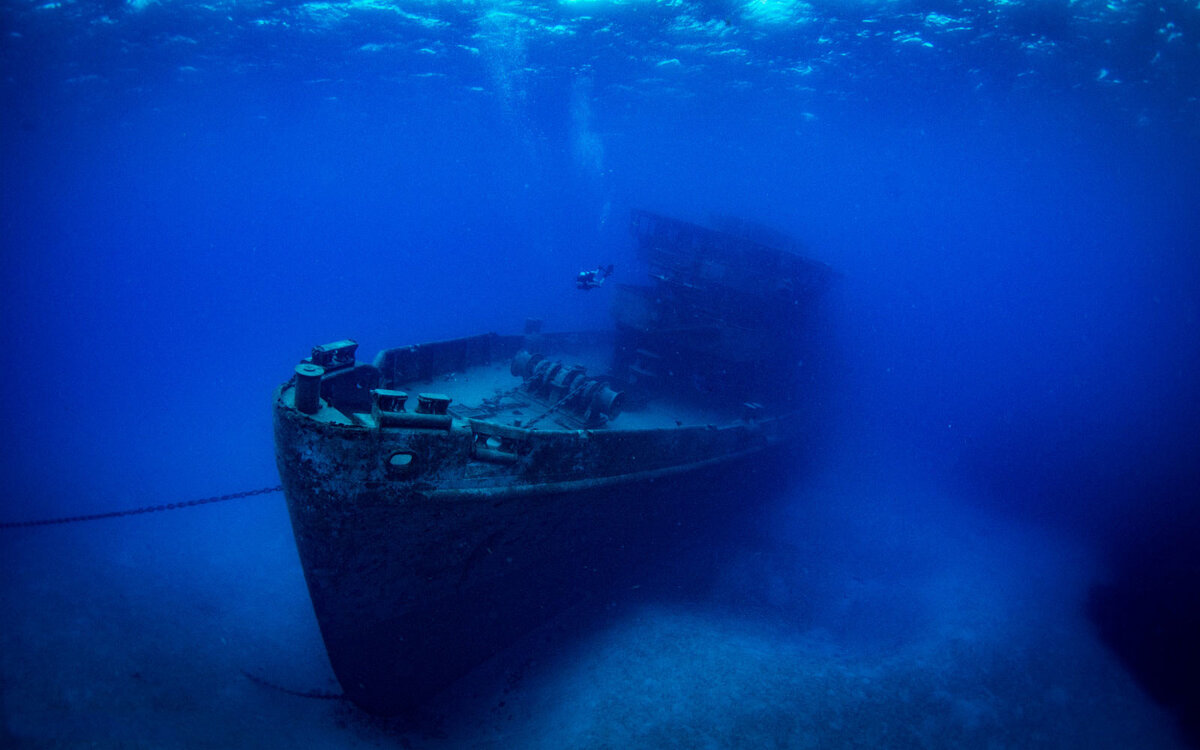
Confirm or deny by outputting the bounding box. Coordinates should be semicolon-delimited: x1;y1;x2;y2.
273;209;834;714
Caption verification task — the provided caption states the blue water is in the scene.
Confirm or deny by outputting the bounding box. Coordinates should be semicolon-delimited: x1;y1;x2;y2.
2;0;1198;747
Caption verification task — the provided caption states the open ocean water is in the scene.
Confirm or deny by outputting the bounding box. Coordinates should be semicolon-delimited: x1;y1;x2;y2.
2;0;1198;747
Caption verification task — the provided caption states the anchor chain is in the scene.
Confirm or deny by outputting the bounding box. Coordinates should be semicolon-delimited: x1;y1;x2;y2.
0;486;282;530
525;379;589;429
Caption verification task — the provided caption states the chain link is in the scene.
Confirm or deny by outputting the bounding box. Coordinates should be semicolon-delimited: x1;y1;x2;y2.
0;486;283;530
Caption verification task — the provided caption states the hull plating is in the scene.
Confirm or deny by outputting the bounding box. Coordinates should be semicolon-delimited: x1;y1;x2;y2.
273;397;792;714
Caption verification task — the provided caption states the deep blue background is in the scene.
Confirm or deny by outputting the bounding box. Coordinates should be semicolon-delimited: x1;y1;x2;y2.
2;0;1199;743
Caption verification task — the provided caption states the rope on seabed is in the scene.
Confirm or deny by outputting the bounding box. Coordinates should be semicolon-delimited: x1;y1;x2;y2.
0;486;283;529
241;669;346;701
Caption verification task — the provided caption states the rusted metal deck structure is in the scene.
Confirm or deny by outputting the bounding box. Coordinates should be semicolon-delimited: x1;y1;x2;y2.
273;210;833;714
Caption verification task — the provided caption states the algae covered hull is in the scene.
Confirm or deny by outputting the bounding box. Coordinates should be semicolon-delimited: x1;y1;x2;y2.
272;211;833;714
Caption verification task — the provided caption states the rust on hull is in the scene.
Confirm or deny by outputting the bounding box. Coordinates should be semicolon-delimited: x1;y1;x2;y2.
273;210;833;714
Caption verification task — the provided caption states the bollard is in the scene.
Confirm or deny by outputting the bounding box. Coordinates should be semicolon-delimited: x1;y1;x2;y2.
294;363;325;414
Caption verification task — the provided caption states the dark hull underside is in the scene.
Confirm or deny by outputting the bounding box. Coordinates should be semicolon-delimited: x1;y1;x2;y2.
274;403;793;715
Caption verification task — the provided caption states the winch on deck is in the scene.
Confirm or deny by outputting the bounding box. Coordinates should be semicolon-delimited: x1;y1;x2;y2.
510;351;625;429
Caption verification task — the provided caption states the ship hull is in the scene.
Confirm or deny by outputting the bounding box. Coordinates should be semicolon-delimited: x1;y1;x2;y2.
272;210;833;714
273;399;792;715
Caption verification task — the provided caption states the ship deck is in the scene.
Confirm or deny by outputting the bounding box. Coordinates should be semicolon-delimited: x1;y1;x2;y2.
399;356;740;432
298;336;752;432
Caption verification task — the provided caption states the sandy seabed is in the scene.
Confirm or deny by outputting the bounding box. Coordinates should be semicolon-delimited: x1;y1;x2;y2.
1;473;1185;749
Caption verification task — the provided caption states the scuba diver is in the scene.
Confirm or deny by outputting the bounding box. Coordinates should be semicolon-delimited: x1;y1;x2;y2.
576;264;614;291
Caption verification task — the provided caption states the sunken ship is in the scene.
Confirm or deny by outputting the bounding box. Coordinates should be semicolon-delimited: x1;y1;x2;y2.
273;210;833;714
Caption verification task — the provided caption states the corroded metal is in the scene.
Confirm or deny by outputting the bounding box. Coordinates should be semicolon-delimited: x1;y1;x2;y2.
308;340;358;372
273;210;833;715
293;364;324;415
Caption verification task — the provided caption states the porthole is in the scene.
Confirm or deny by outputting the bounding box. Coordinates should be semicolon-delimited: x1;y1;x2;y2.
387;451;417;477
